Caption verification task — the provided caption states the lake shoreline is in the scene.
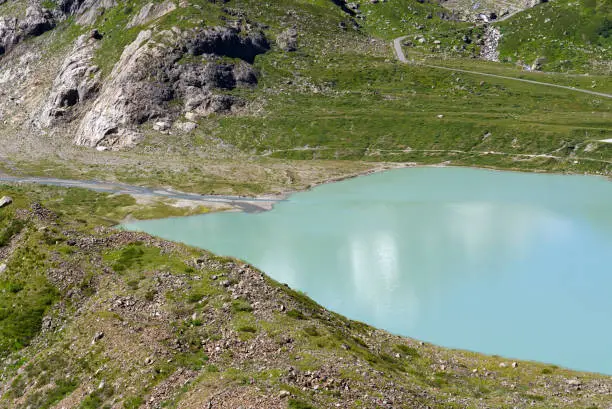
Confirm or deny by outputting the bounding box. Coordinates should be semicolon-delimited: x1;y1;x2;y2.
1;161;611;219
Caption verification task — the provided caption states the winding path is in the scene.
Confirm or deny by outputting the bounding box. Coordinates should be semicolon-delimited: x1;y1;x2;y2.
392;36;612;99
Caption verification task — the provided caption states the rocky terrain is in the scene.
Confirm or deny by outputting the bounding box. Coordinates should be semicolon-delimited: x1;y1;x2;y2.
439;0;548;22
0;2;610;404
0;185;611;408
0;0;607;157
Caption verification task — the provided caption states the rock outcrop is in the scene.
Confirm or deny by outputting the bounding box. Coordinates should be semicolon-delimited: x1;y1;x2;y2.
19;5;55;37
0;17;18;55
481;25;501;62
74;27;268;148
74;29;176;148
39;32;102;127
127;0;177;28
0;5;55;56
58;0;118;25
277;28;298;52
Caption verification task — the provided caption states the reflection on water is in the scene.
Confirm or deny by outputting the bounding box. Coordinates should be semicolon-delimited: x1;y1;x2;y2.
124;167;612;374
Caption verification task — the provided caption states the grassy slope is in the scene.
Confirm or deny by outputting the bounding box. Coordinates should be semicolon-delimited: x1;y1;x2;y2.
0;185;611;409
497;0;612;73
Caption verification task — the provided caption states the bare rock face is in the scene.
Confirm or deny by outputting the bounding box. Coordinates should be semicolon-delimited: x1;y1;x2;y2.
0;17;19;55
74;29;178;148
127;1;177;28
74;27;268;149
185;27;270;63
19;5;55;37
0;5;55;56
39;33;102;127
57;0;117;25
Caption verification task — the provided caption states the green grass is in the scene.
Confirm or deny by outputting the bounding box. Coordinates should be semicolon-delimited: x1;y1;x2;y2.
105;243;191;274
205;51;611;173
497;0;612;73
0;218;25;246
288;399;317;409
0;244;59;355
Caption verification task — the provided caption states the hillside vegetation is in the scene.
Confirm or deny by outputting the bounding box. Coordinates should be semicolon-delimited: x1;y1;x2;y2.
497;0;612;72
0;185;611;408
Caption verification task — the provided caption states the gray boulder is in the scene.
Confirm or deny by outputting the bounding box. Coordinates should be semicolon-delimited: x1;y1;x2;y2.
19;6;55;37
277;28;298;52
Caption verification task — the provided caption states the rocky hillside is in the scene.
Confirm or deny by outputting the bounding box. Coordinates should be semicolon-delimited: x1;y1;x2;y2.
0;185;611;409
0;0;608;156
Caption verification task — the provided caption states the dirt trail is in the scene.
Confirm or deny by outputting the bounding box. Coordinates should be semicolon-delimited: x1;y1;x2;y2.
392;36;612;99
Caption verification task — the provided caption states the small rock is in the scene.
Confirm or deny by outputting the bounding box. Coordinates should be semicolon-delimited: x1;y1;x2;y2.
0;196;13;208
145;356;154;365
277;28;298;52
153;121;171;131
437;114;444;119
499;362;507;368
279;390;290;398
96;146;108;152
0;264;6;273
90;29;103;40
98;380;105;390
92;331;104;344
185;112;198;121
175;121;197;133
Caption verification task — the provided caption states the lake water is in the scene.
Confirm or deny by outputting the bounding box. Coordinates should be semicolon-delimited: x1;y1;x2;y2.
123;167;612;374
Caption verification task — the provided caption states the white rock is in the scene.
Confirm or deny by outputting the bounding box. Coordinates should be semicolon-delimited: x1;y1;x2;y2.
185;111;198;122
0;196;12;208
153;121;171;131
175;121;197;133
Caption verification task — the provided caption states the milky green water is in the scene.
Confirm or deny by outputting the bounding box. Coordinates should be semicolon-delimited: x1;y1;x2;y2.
124;167;612;374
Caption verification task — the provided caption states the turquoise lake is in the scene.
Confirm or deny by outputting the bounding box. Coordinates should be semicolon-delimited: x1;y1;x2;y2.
123;167;612;374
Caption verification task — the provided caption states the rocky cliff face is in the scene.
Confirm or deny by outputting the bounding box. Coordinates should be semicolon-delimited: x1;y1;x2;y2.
73;26;268;148
0;0;272;149
39;31;102;127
